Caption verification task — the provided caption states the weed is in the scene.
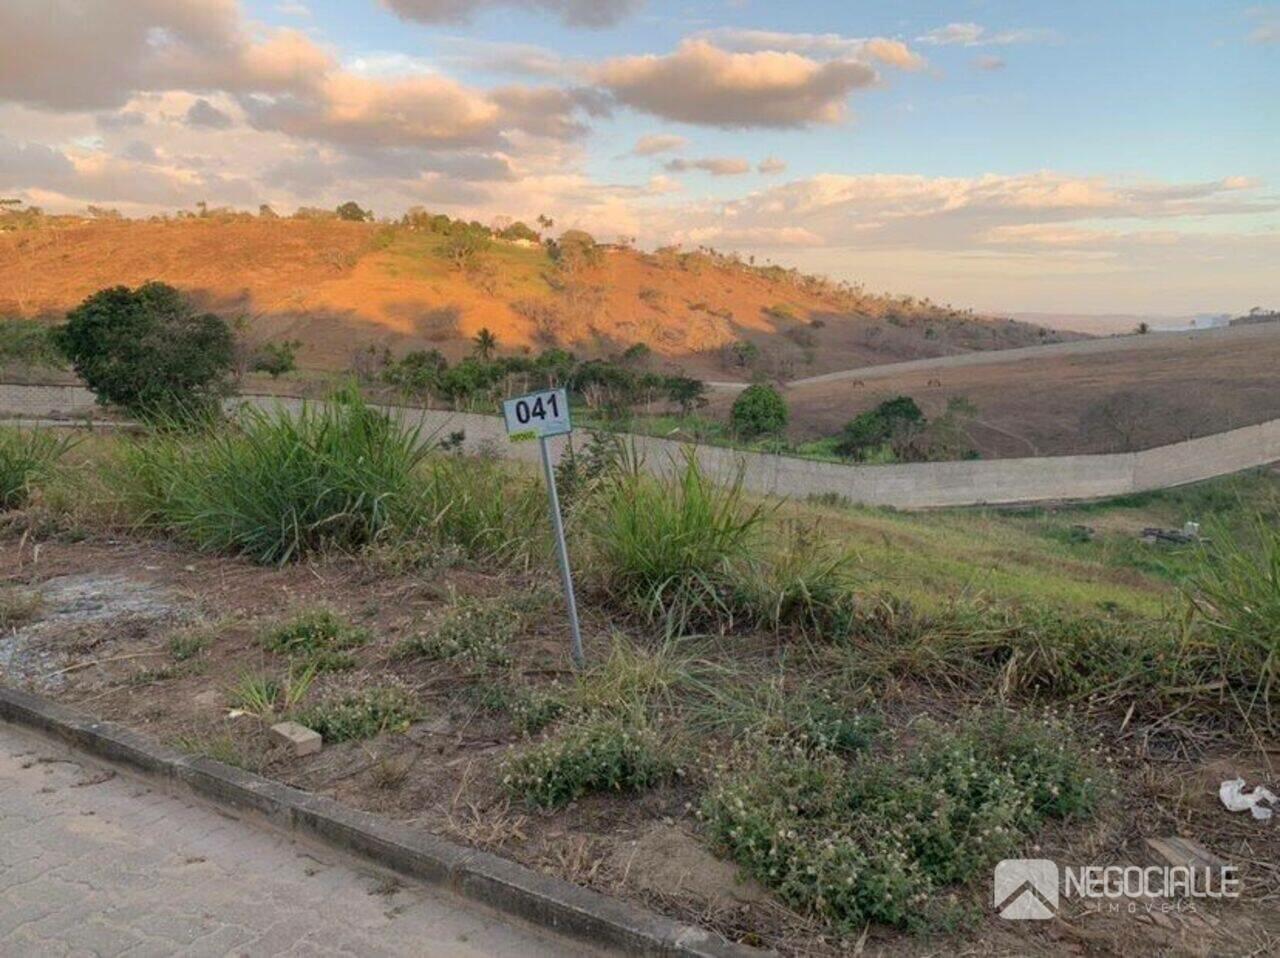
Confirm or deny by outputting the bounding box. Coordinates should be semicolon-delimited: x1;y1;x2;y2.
396;595;522;668
701;710;1103;933
1187;514;1280;722
586;452;766;633
502;713;674;809
569;635;707;720
417;455;546;567
0;427;74;511
228;673;282;717
168;626;212;661
730;520;860;637
294;686;418;742
471;682;567;735
173;733;256;771
0;586;41;630
695;680;882;756
260;609;369;671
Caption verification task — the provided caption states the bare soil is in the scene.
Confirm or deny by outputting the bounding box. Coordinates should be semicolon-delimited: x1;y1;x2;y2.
713;323;1280;459
3;526;1277;955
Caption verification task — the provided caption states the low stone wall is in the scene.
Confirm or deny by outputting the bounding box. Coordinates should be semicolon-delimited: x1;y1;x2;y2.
5;383;1278;509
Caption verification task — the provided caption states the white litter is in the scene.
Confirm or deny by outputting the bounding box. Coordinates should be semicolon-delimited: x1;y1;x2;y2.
1219;778;1278;821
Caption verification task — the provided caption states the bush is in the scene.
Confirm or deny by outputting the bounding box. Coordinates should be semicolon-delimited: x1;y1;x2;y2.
116;390;431;563
295;686;418;742
58;283;235;419
502;714;673;809
731;383;789;439
586;453;766;633
702;711;1103;932
836;396;925;460
0;427;73;510
250;341;300;379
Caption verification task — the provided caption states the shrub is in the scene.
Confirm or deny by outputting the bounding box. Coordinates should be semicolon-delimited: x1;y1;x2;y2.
586;453;766;633
58;283;236;420
116;390;431;563
0;427;73;510
702;711;1103;932
295;686;418;742
730;383;789;439
442;228;491;270
250;341;300;378
502;714;673;809
836;396;925;460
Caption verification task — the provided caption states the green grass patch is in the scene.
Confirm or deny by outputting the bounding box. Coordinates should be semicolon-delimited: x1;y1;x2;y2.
1;427;74;511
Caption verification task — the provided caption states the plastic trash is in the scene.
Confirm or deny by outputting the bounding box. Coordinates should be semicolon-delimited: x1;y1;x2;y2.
1219;778;1278;821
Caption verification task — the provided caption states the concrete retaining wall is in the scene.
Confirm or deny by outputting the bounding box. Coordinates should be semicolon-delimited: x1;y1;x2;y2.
4;383;1278;509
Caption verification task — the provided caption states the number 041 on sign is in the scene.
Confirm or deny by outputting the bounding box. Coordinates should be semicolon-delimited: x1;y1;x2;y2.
502;388;571;442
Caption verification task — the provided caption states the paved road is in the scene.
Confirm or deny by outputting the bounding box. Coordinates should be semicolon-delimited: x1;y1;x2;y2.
0;721;599;958
706;321;1280;391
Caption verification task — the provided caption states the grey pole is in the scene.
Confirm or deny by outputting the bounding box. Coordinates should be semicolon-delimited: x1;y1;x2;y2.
539;435;585;670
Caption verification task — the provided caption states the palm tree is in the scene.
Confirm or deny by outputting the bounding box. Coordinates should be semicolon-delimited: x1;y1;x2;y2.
473;327;498;361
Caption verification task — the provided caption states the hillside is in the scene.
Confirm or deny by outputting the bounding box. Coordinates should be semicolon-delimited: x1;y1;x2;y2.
715;322;1280;459
0;215;1073;381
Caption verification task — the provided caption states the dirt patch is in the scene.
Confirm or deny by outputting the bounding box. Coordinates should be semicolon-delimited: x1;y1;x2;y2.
2;529;1277;956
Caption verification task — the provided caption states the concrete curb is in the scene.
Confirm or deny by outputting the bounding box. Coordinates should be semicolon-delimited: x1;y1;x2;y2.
0;685;761;957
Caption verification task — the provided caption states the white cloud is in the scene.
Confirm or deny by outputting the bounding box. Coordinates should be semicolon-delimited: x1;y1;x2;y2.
917;23;1051;47
595;40;878;128
632;133;687;156
380;0;641;28
695;29;927;71
664;157;751;176
758;157;787;175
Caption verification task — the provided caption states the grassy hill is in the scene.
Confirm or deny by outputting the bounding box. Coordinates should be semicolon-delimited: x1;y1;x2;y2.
0;212;1072;381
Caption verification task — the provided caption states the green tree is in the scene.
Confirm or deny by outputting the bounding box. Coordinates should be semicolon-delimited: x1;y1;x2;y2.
836;396;925;460
58;282;235;419
472;327;498;360
499;221;540;243
664;376;707;416
336;201;372;222
443;228;491;270
731;383;788;438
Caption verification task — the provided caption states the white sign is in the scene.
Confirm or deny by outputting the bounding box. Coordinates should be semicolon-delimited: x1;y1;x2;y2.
503;388;571;441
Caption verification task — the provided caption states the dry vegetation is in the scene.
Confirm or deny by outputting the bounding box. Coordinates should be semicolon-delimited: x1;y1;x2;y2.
0;209;1068;382
2;405;1278;955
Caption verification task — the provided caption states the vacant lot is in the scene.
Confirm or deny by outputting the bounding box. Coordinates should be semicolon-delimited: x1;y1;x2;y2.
2;409;1278;955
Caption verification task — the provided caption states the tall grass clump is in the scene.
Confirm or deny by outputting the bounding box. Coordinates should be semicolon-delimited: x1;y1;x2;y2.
116;391;431;563
418;455;546;567
1188;514;1280;722
586;452;766;633
0;427;74;510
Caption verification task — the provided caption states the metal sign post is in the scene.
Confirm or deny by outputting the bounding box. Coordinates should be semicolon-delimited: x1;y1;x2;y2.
502;388;585;670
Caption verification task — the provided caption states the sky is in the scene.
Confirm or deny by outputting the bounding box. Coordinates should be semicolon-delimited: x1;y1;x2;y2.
1;1;1277;314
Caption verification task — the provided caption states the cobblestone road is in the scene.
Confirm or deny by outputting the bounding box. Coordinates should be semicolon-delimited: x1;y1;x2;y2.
0;721;598;957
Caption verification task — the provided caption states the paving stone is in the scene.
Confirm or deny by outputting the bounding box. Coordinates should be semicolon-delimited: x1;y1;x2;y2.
270;721;323;757
0;722;593;957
